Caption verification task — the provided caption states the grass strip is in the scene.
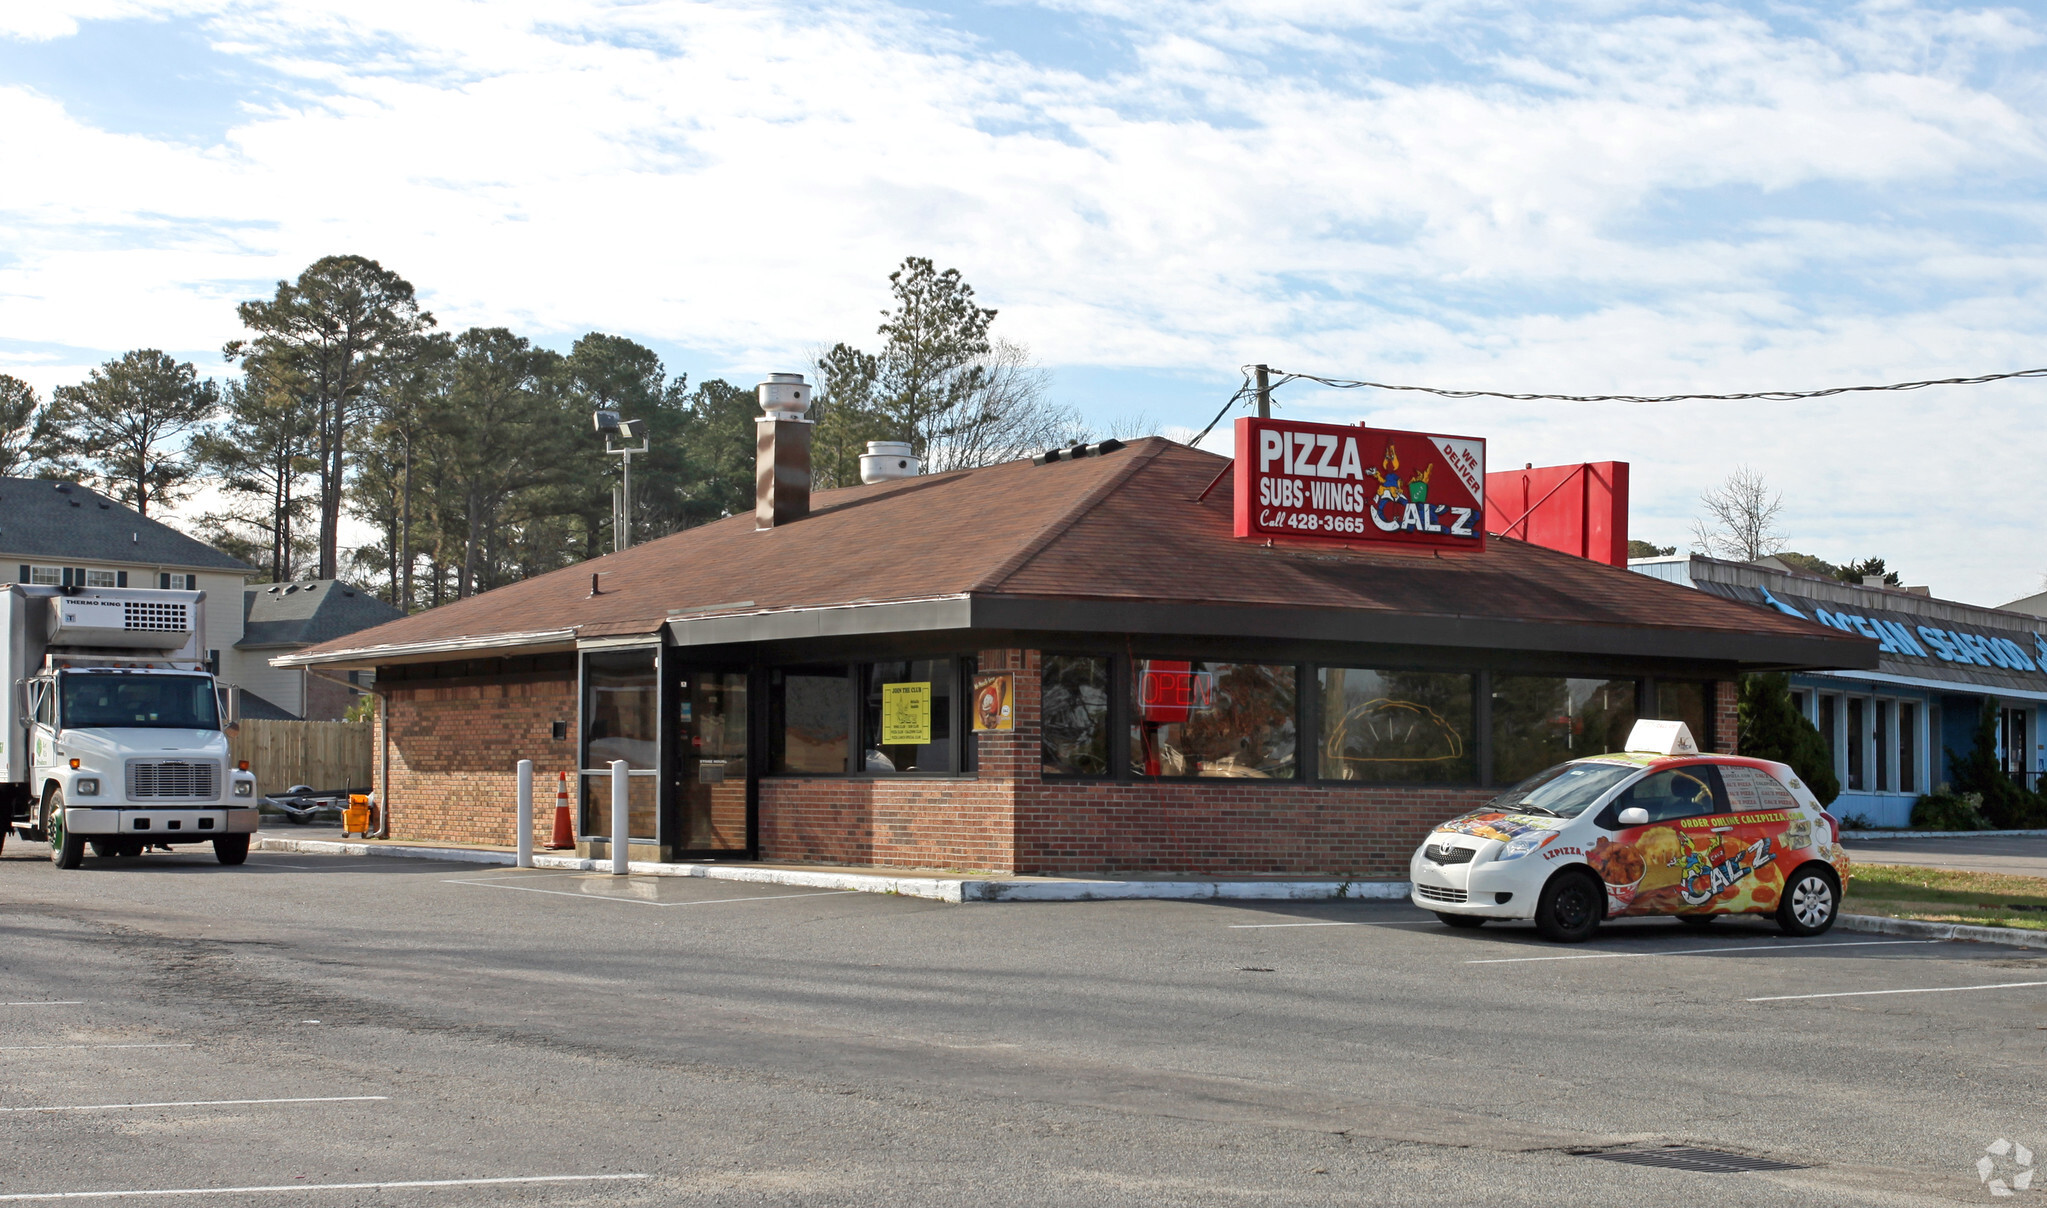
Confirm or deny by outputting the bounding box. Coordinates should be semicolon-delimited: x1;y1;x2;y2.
1846;864;2047;932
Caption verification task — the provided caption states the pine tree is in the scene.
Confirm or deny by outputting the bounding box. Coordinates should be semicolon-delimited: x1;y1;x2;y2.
1736;673;1840;805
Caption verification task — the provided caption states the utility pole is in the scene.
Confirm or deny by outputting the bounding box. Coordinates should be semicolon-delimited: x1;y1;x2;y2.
594;411;649;553
1254;364;1271;419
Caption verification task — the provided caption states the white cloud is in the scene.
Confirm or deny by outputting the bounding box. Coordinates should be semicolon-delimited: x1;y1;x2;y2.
0;0;2044;601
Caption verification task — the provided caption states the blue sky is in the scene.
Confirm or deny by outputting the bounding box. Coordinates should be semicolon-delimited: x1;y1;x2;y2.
2;0;2043;604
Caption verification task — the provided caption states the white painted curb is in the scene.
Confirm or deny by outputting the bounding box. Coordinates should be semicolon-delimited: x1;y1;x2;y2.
1837;912;2047;951
1844;828;2047;841
250;836;1407;904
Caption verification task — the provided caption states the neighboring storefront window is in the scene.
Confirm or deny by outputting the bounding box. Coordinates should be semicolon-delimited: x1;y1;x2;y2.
1898;701;1918;794
770;665;853;774
1042;655;1111;776
860;659;955;775
1317;668;1474;783
1846;698;1866;792
1131;660;1296;779
582;649;658;839
1656;681;1711;751
1490;676;1637;784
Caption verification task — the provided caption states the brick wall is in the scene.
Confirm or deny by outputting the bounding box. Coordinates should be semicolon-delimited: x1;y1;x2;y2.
380;676;577;848
1714;679;1740;755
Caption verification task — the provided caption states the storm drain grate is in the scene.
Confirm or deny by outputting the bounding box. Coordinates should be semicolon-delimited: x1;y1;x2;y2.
1584;1147;1807;1174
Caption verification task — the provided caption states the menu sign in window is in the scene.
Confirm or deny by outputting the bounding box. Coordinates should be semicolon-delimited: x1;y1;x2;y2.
880;682;932;745
1232;417;1486;551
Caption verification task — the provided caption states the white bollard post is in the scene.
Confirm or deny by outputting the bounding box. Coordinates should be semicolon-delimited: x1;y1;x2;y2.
610;759;630;876
516;759;534;869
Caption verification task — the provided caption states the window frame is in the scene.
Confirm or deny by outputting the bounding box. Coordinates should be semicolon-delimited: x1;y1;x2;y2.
1311;665;1480;787
764;658;976;780
1039;651;1117;780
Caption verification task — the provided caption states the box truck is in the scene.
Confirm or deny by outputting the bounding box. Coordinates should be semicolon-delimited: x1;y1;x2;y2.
0;584;258;868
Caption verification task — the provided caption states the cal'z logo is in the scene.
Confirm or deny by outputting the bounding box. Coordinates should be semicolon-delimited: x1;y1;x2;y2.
1673;834;1775;906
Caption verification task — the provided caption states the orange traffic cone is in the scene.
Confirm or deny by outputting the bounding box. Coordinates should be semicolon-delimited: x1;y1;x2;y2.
548;771;574;849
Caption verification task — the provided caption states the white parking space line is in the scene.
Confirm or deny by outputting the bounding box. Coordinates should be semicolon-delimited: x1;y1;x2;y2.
1749;979;2047;1003
441;879;857;907
1;1002;84;1007
0;1095;387;1114
1228;921;1437;929
1465;939;1938;964
0;1173;649;1202
0;1044;192;1052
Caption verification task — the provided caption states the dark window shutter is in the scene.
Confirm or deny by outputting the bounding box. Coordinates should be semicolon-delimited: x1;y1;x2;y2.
16;565;26;583
60;568;71;587
160;573;169;589
116;571;127;587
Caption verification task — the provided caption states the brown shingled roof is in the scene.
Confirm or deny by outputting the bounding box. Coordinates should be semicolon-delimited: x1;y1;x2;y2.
281;438;1874;670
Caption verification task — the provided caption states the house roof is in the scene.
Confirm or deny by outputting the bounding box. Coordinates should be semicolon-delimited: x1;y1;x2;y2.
237;579;408;649
2001;590;2047;620
280;438;1876;672
0;478;253;574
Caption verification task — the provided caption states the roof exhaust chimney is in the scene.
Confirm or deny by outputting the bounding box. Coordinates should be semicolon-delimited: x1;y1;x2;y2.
859;441;920;484
755;373;813;529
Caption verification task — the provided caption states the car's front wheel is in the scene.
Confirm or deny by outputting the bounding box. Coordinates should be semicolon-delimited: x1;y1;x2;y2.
1434;912;1486;929
1534;870;1604;943
1778;864;1840;936
45;792;83;870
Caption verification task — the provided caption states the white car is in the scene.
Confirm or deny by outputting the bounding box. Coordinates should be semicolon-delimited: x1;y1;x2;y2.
1410;721;1850;942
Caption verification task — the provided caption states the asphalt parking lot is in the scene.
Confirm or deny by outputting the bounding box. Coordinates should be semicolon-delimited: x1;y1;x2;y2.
1;842;2043;1206
1845;834;2047;877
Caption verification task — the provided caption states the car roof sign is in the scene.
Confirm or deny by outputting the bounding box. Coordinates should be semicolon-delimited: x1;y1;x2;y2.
1625;719;1699;757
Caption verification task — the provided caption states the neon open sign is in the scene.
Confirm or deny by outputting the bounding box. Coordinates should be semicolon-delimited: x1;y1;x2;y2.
1232;418;1486;551
1140;665;1214;724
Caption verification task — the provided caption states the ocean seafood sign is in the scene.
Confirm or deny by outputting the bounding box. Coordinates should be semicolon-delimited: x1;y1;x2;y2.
1232;418;1486;551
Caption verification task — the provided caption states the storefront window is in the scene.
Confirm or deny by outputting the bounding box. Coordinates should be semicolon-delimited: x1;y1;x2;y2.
1490;676;1637;784
1898;701;1917;794
581;649;658;839
1819;695;1838;778
1846;698;1865;792
861;660;955;775
1042;655;1110;776
1131;660;1296;779
770;665;853;774
1874;700;1891;792
1317;668;1473;783
1656;681;1711;751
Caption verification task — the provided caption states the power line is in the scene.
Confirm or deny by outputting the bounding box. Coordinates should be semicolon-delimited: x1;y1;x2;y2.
1255;365;2047;405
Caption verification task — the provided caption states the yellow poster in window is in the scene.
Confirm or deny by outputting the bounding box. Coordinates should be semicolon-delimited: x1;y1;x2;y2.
880;682;932;745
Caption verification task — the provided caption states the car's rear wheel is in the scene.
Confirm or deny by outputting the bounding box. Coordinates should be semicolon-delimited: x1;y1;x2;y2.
45;792;83;870
1534;870;1604;943
1778;864;1839;936
1675;913;1719;927
214;834;249;866
1434;912;1486;929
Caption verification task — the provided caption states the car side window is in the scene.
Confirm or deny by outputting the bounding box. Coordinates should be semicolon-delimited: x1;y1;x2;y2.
1613;765;1725;823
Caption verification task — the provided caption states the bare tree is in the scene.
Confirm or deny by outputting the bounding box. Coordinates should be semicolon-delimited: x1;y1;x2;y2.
1691;465;1787;562
924;339;1087;472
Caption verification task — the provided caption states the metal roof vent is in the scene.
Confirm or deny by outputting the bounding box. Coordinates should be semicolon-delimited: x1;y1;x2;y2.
860;441;920;484
758;372;812;420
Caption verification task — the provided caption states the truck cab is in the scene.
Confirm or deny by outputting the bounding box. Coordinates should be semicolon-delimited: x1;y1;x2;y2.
1;585;259;867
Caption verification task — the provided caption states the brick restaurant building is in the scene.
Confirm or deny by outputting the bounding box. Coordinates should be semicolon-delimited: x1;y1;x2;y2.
278;380;1873;878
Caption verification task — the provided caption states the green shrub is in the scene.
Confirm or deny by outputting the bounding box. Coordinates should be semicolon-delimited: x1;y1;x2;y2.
1737;673;1840;805
1911;790;1990;831
1947;700;2047;829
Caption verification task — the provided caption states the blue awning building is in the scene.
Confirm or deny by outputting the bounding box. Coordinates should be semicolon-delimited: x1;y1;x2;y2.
1633;555;2046;828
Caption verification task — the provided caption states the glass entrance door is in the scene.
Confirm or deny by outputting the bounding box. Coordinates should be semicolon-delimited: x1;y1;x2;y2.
672;668;751;856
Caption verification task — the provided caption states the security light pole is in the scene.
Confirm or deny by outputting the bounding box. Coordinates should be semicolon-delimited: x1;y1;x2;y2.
593;410;650;553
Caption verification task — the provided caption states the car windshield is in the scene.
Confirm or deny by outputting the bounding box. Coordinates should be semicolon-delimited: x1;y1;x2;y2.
60;674;218;730
1484;760;1638;818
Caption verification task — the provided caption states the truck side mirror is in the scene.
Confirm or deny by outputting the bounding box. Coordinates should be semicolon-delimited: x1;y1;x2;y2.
217;684;240;727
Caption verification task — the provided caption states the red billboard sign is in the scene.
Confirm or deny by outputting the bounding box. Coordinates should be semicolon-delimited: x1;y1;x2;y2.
1232;418;1486;551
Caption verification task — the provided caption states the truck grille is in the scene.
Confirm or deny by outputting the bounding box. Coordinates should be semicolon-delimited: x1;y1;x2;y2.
123;601;189;631
1414;883;1468;904
126;760;219;801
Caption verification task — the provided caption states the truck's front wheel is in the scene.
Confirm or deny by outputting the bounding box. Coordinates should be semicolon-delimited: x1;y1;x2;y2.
213;834;249;866
45;793;83;870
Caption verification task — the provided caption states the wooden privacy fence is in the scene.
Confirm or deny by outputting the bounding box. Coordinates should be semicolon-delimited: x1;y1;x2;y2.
230;719;374;797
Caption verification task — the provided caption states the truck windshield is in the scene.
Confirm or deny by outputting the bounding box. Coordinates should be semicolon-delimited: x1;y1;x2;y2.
60;675;219;730
1484;760;1638;818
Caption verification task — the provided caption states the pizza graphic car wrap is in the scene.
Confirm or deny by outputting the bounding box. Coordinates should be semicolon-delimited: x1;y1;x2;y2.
1588;809;1810;916
1433;811;1571;844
